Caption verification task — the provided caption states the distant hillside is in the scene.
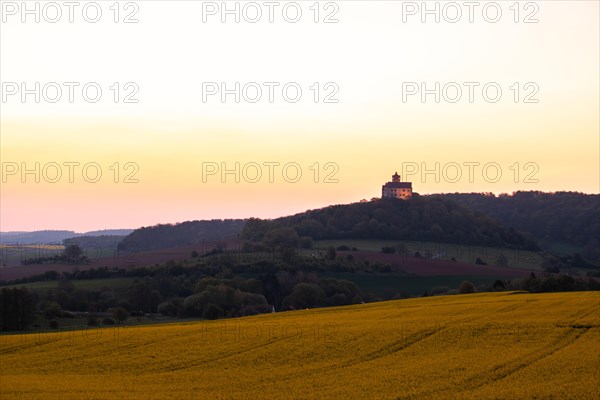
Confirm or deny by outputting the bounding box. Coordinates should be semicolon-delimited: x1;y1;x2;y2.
0;229;134;244
242;195;539;250
82;229;134;236
438;192;600;260
0;230;77;244
63;235;127;249
119;220;246;252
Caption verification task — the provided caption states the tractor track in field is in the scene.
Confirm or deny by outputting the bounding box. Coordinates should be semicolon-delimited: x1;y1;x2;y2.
417;326;584;398
153;334;296;373
278;313;489;382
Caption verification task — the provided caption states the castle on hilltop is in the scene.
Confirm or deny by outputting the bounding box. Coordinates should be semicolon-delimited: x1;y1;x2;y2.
382;172;412;200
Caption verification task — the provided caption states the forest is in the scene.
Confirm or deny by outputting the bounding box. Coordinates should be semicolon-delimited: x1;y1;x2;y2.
242;195;540;250
439;191;600;262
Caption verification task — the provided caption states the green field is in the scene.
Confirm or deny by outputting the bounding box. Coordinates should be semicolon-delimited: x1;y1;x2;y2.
320;272;500;296
0;243;120;267
317;239;543;269
0;244;64;266
1;277;136;292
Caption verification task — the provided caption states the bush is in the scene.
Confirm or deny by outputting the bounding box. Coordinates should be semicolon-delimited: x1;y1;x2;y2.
49;320;59;329
184;293;208;317
282;283;325;309
129;310;144;317
102;318;115;325
87;313;98;326
374;263;392;273
263;227;299;248
241;304;272;316
493;280;506;290
109;307;129;323
40;301;62;319
325;246;336;261
459;281;476;294
475;257;487;265
299;236;314;249
157;300;179;316
429;286;449;296
203;303;224;320
336;245;350;251
381;246;396;254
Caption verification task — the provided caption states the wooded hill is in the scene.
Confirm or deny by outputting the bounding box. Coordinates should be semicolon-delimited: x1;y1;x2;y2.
242;195;540;250
116;191;599;259
439;191;599;261
118;220;245;252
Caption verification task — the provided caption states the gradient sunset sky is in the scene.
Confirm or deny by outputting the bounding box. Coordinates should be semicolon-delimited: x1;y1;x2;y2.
1;1;598;231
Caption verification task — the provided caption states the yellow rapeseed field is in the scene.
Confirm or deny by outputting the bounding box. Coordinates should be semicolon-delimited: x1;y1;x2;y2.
1;291;598;399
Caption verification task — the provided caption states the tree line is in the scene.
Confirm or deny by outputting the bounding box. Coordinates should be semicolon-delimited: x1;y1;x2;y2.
0;256;368;331
242;196;540;250
3;248;599;331
439;191;600;263
118;219;245;252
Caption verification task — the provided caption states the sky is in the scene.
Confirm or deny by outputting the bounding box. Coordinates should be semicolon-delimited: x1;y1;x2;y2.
1;0;599;231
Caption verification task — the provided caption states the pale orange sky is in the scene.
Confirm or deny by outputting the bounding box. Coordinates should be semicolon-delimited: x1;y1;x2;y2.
1;1;598;231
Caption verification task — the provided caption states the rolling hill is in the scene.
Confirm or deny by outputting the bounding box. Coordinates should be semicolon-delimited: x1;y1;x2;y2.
243;196;540;250
118;220;245;252
0;230;133;244
1;291;598;399
439;191;600;261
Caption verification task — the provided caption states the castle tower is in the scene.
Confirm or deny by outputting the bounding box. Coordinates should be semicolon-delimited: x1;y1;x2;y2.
382;172;413;200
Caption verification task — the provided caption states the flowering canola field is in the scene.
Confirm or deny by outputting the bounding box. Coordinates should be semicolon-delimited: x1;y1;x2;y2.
1;291;599;399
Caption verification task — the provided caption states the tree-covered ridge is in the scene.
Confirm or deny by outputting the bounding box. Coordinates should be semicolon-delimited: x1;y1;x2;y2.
119;220;245;252
438;192;600;259
63;235;126;249
242;196;539;250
